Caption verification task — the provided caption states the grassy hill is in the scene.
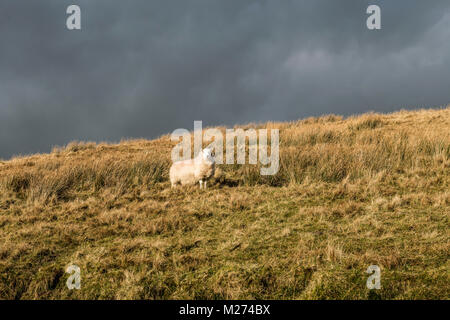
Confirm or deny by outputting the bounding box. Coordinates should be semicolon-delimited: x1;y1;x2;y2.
0;107;449;299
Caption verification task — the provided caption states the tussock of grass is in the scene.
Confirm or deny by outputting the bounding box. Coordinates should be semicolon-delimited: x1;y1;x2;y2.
349;113;385;131
0;107;449;299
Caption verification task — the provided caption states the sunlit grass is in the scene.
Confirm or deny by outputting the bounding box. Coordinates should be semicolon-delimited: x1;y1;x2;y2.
0;106;449;299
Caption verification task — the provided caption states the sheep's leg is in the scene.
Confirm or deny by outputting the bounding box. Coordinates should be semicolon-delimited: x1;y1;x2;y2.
199;180;203;189
203;181;207;189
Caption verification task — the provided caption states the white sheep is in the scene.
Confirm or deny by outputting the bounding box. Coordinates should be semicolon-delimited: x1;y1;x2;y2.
170;148;215;188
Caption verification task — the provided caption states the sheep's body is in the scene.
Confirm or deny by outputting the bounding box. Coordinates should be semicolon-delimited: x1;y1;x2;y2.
170;149;215;188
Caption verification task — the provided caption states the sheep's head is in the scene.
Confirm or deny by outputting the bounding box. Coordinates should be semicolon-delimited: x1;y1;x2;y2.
201;148;215;162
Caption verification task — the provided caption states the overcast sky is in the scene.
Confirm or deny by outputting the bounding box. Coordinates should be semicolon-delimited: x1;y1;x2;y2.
1;0;449;159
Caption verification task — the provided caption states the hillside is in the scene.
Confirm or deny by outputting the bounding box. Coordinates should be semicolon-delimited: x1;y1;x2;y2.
0;107;449;299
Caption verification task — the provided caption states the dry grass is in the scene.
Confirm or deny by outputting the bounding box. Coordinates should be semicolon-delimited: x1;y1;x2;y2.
0;107;449;299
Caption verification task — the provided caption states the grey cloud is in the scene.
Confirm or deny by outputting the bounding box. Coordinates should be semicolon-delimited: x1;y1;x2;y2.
1;0;449;158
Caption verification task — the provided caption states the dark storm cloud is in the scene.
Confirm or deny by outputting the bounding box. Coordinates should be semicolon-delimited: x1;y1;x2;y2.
1;0;450;158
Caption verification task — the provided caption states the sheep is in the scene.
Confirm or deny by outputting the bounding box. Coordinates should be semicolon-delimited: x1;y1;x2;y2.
170;148;215;188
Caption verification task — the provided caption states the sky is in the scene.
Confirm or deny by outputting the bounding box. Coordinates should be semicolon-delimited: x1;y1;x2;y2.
1;0;450;159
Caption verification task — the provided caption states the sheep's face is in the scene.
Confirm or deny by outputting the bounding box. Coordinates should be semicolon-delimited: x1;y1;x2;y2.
202;148;215;162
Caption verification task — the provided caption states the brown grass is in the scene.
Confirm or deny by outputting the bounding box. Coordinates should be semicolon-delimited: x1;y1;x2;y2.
0;106;449;299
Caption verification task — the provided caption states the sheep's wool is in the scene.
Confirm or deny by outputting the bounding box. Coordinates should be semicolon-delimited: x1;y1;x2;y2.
170;149;215;187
